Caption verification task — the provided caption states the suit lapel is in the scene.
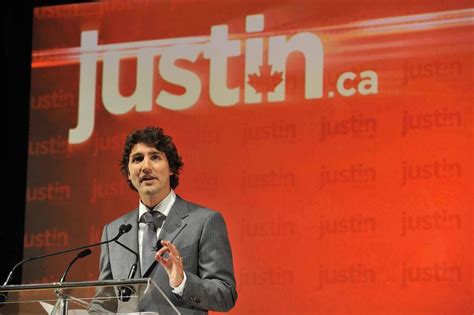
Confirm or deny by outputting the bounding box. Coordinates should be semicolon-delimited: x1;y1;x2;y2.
158;196;189;241
142;196;189;276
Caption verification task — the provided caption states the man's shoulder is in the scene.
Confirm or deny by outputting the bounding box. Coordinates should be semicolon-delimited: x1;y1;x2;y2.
176;195;217;215
176;196;226;225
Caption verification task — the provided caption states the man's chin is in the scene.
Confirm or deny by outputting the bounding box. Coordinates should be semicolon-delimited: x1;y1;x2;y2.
139;185;158;194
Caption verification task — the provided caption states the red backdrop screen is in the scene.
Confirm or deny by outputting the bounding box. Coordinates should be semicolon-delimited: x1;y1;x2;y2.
25;1;473;314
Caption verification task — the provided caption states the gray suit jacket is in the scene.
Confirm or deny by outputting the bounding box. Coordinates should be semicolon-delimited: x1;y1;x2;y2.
93;196;237;314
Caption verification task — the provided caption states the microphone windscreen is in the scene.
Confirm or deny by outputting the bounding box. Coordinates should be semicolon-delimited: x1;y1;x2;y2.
124;224;132;232
77;248;92;258
120;224;132;233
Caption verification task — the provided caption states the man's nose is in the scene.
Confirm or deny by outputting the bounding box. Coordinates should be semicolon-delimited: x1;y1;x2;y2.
141;157;152;172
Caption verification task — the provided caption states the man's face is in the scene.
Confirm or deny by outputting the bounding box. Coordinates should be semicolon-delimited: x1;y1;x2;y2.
128;143;173;201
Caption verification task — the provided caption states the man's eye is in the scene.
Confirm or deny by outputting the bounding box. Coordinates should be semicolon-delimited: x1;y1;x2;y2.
132;156;142;162
151;155;161;160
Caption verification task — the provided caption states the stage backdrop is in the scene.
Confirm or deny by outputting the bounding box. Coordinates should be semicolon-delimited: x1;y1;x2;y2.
25;0;472;314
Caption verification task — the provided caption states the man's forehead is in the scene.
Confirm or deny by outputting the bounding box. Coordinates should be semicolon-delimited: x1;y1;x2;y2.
129;143;164;155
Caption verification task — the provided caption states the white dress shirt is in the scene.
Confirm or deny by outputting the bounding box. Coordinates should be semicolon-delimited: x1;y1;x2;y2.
138;190;186;295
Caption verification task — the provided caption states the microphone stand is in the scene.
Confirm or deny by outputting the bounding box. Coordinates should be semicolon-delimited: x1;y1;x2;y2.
115;240;139;302
2;224;131;287
55;249;92;315
1;224;132;308
59;249;92;283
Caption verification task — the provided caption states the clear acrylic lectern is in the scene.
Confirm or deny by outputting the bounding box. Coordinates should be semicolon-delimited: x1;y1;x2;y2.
0;278;180;314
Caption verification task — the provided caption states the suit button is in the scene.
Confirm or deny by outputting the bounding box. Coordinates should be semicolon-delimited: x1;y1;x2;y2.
190;296;200;303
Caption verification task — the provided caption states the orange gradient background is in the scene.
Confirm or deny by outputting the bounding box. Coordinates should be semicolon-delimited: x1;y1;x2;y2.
25;1;473;314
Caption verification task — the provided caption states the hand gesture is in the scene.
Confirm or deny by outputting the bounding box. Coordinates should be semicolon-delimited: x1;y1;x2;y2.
155;240;184;287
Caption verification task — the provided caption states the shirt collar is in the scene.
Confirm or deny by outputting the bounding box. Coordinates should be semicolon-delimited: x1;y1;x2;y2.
138;190;176;221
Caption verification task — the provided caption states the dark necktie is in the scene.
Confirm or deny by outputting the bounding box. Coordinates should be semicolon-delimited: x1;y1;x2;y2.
140;211;166;273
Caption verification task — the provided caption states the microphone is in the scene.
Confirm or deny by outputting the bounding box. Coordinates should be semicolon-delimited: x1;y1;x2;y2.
2;224;132;286
115;240;139;280
119;224;132;234
53;249;92;313
114;240;139;302
58;249;92;283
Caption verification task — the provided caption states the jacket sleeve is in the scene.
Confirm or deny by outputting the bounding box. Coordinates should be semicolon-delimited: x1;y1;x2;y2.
179;211;238;312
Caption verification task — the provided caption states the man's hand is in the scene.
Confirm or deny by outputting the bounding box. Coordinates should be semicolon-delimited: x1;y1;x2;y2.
155;240;184;287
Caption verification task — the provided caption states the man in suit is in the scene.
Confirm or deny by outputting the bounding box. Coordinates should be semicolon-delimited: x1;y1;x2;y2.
92;126;237;314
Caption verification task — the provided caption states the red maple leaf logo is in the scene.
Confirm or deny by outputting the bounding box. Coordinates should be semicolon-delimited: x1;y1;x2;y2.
248;64;283;94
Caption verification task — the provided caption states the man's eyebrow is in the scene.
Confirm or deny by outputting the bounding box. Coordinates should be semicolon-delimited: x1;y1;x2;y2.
148;150;163;155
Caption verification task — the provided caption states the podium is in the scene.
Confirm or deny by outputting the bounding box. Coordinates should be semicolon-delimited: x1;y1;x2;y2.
0;278;181;314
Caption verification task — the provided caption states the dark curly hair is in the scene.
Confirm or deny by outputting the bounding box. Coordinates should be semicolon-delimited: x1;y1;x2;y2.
120;126;184;191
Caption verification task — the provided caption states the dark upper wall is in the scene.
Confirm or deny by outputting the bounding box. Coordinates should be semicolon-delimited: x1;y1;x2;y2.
3;0;32;285
2;0;95;286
